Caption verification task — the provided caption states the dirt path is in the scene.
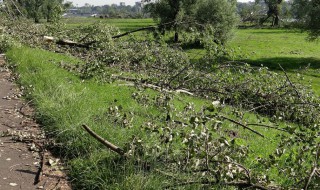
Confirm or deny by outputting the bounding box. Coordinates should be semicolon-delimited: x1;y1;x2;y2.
0;55;71;190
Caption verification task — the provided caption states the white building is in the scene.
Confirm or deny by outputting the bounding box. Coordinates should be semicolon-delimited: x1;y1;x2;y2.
141;0;158;7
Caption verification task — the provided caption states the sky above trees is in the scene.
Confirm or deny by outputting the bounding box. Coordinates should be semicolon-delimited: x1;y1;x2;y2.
67;0;252;7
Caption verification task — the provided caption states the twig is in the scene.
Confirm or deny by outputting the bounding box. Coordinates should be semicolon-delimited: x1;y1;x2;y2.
278;64;301;99
246;123;288;133
219;115;265;138
34;141;45;185
111;21;177;39
304;167;317;190
246;104;268;112
82;124;124;156
212;160;251;182
304;144;320;190
168;66;189;86
50;178;61;190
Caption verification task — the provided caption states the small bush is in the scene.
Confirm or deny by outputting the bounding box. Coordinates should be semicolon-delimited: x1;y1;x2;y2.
0;34;19;53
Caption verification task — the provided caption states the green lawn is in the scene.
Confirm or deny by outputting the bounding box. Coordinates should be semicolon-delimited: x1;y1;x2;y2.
229;28;320;95
230;29;320;70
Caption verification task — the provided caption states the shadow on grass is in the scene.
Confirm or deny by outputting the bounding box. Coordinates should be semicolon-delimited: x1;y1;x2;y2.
244;57;320;71
247;29;303;34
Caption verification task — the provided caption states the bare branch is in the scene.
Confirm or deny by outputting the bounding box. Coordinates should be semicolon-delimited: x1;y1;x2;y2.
247;123;288;133
304;144;320;189
112;21;176;39
304;167;317;190
163;180;270;190
278;64;301;99
219;115;265;138
82;124;125;156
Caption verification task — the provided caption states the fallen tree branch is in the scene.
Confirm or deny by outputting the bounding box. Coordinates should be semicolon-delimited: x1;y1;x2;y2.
82;124;124;156
112;21;176;39
112;25;158;39
111;75;194;96
278;64;301;99
304;167;318;190
43;36;90;48
219;115;265;138
34;141;45;185
163;180;270;190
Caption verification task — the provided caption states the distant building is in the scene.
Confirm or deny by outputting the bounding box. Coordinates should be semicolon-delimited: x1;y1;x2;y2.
67;8;79;14
120;2;126;6
141;0;158;7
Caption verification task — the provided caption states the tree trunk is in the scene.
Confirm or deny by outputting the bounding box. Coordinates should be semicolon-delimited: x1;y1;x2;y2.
174;31;179;43
260;16;270;26
35;16;40;23
274;15;280;26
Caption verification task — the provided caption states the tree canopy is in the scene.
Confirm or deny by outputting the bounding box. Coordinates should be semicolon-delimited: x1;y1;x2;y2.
292;0;320;40
2;0;71;22
305;0;320;40
145;0;238;43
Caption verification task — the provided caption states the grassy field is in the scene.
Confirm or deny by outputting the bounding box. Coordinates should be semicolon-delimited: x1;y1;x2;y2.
185;27;320;95
6;46;299;189
229;28;320;95
230;29;320;70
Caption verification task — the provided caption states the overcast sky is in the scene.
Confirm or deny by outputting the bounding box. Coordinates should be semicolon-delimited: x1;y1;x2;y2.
67;0;252;7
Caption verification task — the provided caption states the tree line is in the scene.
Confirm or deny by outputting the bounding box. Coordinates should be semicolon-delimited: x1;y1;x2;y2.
0;0;319;40
144;0;319;42
74;3;144;18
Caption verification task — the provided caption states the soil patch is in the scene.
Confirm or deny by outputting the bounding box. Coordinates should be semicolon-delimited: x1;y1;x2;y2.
0;55;71;190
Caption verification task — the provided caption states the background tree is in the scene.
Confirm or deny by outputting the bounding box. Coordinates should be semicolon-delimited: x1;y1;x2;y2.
145;0;238;43
257;0;283;26
144;0;197;42
291;0;311;21
2;0;71;23
306;0;320;40
291;0;320;40
195;0;238;43
42;0;71;22
237;2;263;24
19;0;44;23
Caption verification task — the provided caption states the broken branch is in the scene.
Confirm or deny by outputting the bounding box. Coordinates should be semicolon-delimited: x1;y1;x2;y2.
219;115;265;138
82;124;124;156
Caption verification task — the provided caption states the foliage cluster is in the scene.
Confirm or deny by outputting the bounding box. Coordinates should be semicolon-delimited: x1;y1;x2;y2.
1;0;71;23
